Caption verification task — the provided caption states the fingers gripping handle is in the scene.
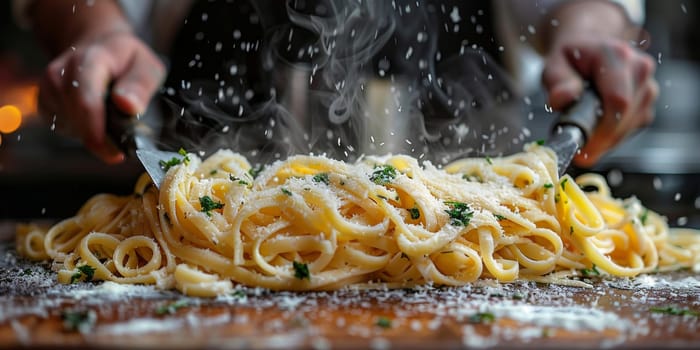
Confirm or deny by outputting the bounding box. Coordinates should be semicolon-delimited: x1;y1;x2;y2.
105;96;138;156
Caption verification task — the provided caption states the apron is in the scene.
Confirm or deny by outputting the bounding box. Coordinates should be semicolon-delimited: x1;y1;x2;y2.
161;0;518;164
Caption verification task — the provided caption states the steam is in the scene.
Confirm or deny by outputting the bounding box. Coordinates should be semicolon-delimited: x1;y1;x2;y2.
161;0;522;165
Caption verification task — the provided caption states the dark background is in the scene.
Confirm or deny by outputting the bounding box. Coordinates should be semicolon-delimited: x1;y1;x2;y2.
1;1;698;227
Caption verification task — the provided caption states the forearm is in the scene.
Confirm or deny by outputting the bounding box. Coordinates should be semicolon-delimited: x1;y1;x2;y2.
27;0;133;56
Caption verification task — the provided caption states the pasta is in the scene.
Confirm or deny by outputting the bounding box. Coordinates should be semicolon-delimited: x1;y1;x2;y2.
16;144;700;296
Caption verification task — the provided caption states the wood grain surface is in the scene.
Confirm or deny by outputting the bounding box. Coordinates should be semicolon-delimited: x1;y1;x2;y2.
1;225;699;349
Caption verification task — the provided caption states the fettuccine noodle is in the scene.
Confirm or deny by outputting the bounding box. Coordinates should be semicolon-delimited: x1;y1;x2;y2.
16;144;700;296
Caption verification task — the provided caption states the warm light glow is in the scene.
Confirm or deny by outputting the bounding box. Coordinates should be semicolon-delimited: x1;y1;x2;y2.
0;83;38;126
0;105;22;133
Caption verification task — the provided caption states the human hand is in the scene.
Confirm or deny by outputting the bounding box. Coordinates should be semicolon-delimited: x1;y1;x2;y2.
38;31;165;163
542;36;658;167
539;1;658;168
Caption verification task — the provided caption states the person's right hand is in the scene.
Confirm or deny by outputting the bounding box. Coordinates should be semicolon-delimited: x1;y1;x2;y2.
38;31;165;163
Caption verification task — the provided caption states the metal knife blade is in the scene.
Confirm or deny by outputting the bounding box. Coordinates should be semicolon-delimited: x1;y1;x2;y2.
546;88;601;176
106;95;181;188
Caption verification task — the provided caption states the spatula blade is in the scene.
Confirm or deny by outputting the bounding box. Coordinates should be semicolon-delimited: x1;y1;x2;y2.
548;126;585;177
136;149;181;189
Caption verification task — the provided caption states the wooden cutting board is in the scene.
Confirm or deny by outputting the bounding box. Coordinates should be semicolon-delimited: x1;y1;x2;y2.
1;229;699;349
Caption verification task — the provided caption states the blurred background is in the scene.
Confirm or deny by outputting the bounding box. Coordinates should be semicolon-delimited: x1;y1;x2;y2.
1;1;698;228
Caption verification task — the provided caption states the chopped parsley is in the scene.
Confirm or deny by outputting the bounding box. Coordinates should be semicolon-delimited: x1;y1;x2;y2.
542;327;551;338
409;206;421;220
560;178;569;190
158;148;190;171
210;169;218;175
229;175;249;185
159;157;182;171
570;226;574;235
536;139;545;146
155;299;190;315
650;306;700;317
639;209;649;225
493;214;506;221
580;264;600;277
544;183;554;189
61;309;97;333
70;265;96;284
312;172;330;185
554;193;561;203
199;196;224;217
445;201;474;227
376;316;392;328
485;156;493;165
248;165;264;179
293;261;310;280
462;173;483;183
370;165;397;185
281;188;292;196
469;312;495;324
231;290;246;299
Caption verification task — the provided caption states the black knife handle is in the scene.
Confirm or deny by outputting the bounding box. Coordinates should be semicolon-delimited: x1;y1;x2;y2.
105;96;138;156
552;87;601;143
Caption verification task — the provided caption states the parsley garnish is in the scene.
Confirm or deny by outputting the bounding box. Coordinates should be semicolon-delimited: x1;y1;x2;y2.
159;157;182;171
229;175;249;185
485;156;493;165
231;290;246;299
536;139;545;146
248;165;264;179
561;178;569;190
650;306;700;317
293;261;310;280
469;312;495;324
281;188;292;196
70;265;96;284
177;148;189;161
445;201;474;226
61;309;96;333
640;209;649;225
313;172;330;185
159;148;190;171
409;206;421;220
370;165;397;185
199;196;224;217
376;316;392;328
155;299;190;315
544;183;553;189
554;193;561;203
210;169;218;175
570;226;574;235
580;264;600;277
494;214;506;221
463;173;483;183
